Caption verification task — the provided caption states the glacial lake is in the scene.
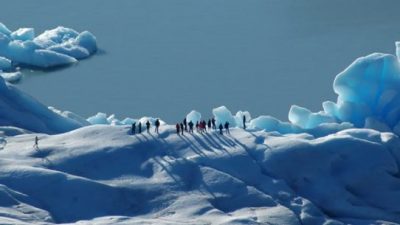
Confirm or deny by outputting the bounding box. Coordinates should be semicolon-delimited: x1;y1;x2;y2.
2;0;400;123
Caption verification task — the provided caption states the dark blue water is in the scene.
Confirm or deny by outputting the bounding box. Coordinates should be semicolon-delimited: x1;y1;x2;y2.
2;0;400;123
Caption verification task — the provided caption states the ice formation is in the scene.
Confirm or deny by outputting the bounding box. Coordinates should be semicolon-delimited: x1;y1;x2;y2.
0;124;399;224
0;42;399;224
186;110;202;124
0;76;84;134
0;71;22;83
247;45;400;136
0;22;97;70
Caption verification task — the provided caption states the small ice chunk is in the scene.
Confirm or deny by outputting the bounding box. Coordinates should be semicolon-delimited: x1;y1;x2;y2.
234;111;251;128
186;110;201;124
212;106;236;127
75;31;97;54
0;71;22;83
87;112;109;125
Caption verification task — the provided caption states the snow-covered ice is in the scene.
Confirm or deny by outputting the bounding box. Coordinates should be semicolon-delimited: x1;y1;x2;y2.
0;125;399;224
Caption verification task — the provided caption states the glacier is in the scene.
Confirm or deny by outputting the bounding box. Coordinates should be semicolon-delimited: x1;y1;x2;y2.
0;22;97;76
0;43;399;224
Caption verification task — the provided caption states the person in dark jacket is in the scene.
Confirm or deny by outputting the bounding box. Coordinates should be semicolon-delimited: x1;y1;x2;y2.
138;122;142;133
183;118;188;131
146;120;150;133
155;119;160;134
131;122;136;134
243;115;246;130
33;136;39;149
188;121;194;133
207;119;212;130
180;123;184;135
224;122;230;134
219;124;223;135
176;123;180;135
212;118;216;130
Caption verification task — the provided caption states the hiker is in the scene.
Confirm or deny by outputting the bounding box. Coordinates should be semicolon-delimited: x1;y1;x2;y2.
199;121;204;133
146;120;150;133
131;122;136;134
176;123;180;134
33;136;39;149
243;115;246;130
138;122;142;133
183;118;188;131
188;121;194;133
180;123;184;135
219;124;223;135
155;119;160;134
202;120;207;132
224;122;230;134
196;121;199;132
212;118;216;130
207;119;212;130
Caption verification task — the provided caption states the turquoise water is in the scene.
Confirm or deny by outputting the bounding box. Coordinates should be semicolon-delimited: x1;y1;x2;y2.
2;0;400;123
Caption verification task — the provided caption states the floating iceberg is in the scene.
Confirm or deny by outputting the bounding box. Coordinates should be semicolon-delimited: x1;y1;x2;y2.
0;23;97;70
249;44;400;136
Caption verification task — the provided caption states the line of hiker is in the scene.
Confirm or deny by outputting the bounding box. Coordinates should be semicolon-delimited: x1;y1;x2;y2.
131;119;161;135
175;116;245;135
129;115;247;136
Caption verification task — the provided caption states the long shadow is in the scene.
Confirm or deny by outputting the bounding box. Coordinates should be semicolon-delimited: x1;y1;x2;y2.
213;133;236;148
178;134;209;158
152;156;184;187
189;133;213;152
201;133;222;149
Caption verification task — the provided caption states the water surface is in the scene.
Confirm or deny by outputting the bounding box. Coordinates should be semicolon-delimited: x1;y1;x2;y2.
2;0;400;123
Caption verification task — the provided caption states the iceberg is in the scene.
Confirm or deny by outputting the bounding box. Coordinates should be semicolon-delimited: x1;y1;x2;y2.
0;23;97;71
186;110;202;124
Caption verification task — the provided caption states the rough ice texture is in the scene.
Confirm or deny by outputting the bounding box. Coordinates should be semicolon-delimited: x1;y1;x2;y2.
0;22;97;70
0;125;399;224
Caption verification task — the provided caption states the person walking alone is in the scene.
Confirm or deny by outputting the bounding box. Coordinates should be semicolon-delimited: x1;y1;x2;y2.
243;115;246;130
33;136;39;150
